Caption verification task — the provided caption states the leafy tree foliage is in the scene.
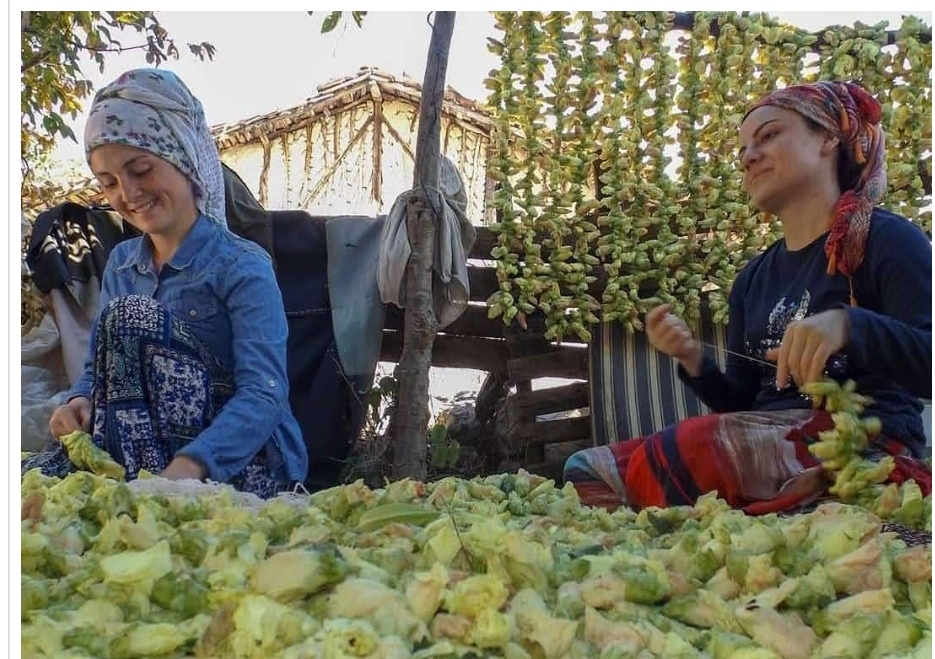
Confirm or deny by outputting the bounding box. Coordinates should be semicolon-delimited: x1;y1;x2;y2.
20;11;215;200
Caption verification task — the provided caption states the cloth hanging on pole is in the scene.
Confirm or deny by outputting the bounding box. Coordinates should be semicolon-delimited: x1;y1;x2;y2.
377;155;476;328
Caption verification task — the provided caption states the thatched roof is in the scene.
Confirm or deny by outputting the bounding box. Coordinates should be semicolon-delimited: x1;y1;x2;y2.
211;67;496;151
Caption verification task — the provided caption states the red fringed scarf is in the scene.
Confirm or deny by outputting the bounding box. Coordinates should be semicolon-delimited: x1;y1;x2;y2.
746;81;887;305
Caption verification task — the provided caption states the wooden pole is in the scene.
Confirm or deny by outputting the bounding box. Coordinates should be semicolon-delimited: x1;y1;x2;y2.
369;81;384;207
392;11;456;480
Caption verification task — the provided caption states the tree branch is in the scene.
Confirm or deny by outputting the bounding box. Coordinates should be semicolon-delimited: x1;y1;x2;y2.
20;49;55;73
391;11;457;481
21;38;154;73
78;41;152;55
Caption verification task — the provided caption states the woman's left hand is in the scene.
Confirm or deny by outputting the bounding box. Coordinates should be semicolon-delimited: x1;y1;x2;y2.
766;309;850;389
161;455;207;481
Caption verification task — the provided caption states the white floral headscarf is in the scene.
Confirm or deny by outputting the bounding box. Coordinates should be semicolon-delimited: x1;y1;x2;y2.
84;68;226;226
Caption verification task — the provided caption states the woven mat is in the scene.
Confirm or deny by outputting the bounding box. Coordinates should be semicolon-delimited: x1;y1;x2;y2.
880;521;933;547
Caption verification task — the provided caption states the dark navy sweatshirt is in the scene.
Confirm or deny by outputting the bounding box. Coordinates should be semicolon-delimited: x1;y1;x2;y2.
680;208;932;457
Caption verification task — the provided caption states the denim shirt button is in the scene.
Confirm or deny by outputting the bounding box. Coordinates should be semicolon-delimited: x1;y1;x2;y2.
189;309;198;317
268;379;276;388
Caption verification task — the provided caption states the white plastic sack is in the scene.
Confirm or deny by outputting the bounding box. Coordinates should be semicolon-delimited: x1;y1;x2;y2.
21;313;70;452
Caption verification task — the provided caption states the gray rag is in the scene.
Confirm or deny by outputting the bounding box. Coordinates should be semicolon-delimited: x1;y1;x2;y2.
326;215;387;387
377;156;476;328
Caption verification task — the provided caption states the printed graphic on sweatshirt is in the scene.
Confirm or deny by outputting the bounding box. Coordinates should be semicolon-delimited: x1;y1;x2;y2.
746;290;847;390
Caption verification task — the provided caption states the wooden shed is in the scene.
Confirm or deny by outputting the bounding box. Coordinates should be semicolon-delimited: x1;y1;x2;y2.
211;67;497;224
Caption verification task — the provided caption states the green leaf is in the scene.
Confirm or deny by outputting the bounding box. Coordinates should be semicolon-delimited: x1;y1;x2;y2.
429;423;448;446
321;11;342;33
42;114;59;133
59;124;76;142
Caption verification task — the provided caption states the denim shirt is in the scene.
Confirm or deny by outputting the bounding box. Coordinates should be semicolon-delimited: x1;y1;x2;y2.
70;215;308;485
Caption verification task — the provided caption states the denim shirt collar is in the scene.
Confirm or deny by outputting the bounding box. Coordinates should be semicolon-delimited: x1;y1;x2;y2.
122;214;214;274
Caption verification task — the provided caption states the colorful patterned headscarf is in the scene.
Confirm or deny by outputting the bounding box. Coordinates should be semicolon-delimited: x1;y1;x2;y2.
84;68;226;227
745;81;886;282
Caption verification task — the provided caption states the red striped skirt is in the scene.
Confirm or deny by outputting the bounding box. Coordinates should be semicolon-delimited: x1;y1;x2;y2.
563;409;931;514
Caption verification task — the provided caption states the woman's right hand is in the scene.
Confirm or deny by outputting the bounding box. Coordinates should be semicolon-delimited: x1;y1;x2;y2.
49;397;92;439
646;304;704;376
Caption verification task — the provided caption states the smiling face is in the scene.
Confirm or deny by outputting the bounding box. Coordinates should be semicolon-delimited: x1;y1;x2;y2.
89;143;199;241
738;106;839;216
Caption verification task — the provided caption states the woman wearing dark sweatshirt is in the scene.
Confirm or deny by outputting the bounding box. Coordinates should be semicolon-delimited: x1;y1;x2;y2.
565;81;931;513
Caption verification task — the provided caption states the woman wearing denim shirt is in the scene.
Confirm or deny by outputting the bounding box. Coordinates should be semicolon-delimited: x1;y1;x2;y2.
22;69;307;497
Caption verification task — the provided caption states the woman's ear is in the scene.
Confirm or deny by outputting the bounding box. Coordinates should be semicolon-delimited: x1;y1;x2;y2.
820;133;840;156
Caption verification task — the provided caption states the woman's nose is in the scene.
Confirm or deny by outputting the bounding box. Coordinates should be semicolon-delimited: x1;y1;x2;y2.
740;146;759;170
119;177;142;202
